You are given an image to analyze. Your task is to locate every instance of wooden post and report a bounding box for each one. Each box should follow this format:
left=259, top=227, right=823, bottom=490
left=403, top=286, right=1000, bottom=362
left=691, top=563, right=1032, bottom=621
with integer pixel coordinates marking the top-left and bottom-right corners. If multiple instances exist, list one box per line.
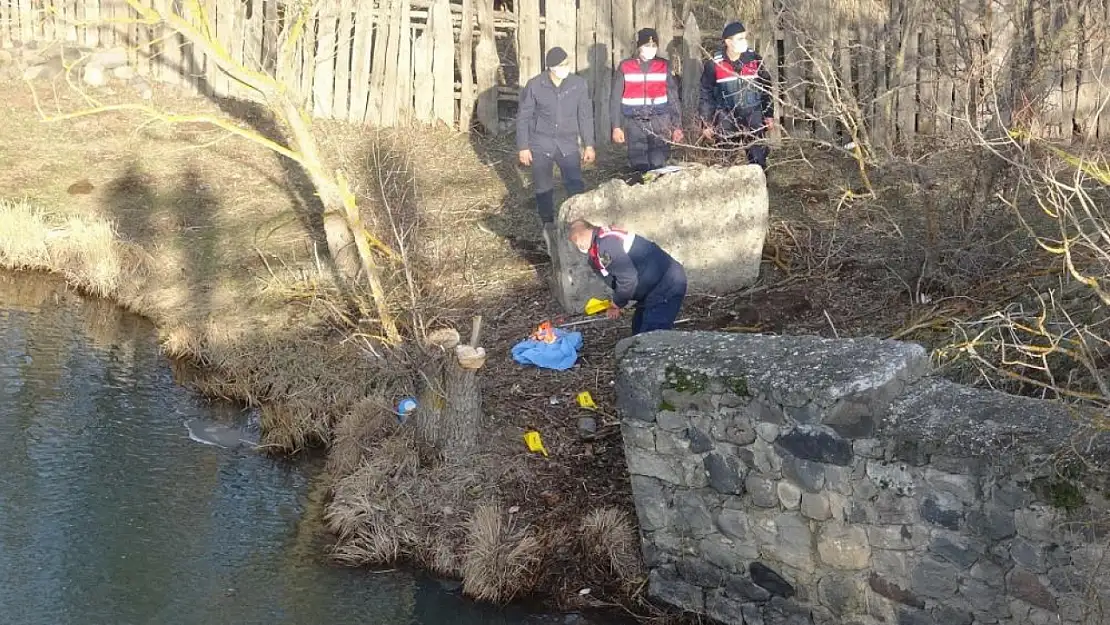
left=1061, top=36, right=1079, bottom=140
left=184, top=0, right=208, bottom=93
left=680, top=12, right=701, bottom=133
left=516, top=0, right=539, bottom=84
left=349, top=0, right=373, bottom=123
left=857, top=22, right=876, bottom=138
left=917, top=29, right=936, bottom=136
left=546, top=0, right=575, bottom=67
left=612, top=0, right=633, bottom=70
left=366, top=0, right=392, bottom=125
left=634, top=0, right=656, bottom=32
left=17, top=0, right=31, bottom=44
left=760, top=0, right=780, bottom=138
left=657, top=0, right=674, bottom=59
left=475, top=0, right=498, bottom=133
left=1075, top=10, right=1100, bottom=140
left=594, top=0, right=613, bottom=144
left=1097, top=23, right=1110, bottom=141
left=262, top=0, right=278, bottom=74
left=86, top=0, right=100, bottom=47
left=458, top=0, right=475, bottom=130
left=782, top=20, right=804, bottom=135
left=413, top=23, right=433, bottom=122
left=415, top=327, right=459, bottom=452
left=226, top=0, right=248, bottom=92
left=895, top=22, right=918, bottom=151
left=0, top=0, right=8, bottom=45
left=395, top=0, right=412, bottom=122
left=934, top=23, right=953, bottom=135
left=136, top=0, right=153, bottom=77
left=576, top=0, right=594, bottom=81
left=431, top=0, right=453, bottom=125
left=314, top=1, right=338, bottom=118
left=333, top=0, right=353, bottom=120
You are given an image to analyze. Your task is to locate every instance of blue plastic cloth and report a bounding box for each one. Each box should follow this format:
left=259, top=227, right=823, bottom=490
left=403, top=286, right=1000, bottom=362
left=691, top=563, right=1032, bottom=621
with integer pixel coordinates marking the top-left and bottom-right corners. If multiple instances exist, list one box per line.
left=511, top=329, right=584, bottom=371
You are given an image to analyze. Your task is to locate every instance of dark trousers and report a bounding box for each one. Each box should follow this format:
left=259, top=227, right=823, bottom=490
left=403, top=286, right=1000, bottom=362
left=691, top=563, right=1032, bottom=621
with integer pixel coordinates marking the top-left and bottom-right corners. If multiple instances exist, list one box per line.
left=631, top=262, right=687, bottom=335
left=715, top=108, right=770, bottom=169
left=625, top=117, right=671, bottom=173
left=531, top=147, right=584, bottom=224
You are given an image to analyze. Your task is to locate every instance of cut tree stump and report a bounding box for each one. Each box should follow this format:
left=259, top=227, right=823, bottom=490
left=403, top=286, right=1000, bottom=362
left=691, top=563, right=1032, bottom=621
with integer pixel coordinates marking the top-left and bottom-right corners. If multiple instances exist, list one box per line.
left=415, top=317, right=486, bottom=462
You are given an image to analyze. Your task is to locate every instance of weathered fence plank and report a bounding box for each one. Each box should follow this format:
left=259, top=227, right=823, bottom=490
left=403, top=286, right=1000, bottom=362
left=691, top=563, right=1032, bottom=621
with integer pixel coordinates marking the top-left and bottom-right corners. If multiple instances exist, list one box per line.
left=895, top=23, right=918, bottom=149
left=0, top=0, right=9, bottom=45
left=458, top=0, right=475, bottom=129
left=349, top=0, right=373, bottom=123
left=413, top=22, right=433, bottom=121
left=474, top=0, right=498, bottom=132
left=516, top=0, right=539, bottom=82
left=17, top=0, right=32, bottom=43
left=1061, top=37, right=1079, bottom=139
left=576, top=0, right=594, bottom=79
left=680, top=12, right=701, bottom=132
left=313, top=3, right=337, bottom=117
left=657, top=0, right=673, bottom=60
left=379, top=0, right=403, bottom=126
left=547, top=0, right=576, bottom=68
left=333, top=0, right=353, bottom=120
left=85, top=0, right=99, bottom=47
left=431, top=0, right=454, bottom=125
left=633, top=0, right=656, bottom=34
left=396, top=0, right=413, bottom=121
left=612, top=0, right=633, bottom=67
left=781, top=23, right=805, bottom=134
left=594, top=0, right=613, bottom=144
left=917, top=30, right=936, bottom=135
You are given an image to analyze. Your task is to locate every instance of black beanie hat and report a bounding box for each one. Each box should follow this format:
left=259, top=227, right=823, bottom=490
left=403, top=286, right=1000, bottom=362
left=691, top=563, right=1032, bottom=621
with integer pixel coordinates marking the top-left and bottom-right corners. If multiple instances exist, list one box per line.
left=545, top=47, right=568, bottom=68
left=636, top=28, right=659, bottom=47
left=722, top=21, right=746, bottom=38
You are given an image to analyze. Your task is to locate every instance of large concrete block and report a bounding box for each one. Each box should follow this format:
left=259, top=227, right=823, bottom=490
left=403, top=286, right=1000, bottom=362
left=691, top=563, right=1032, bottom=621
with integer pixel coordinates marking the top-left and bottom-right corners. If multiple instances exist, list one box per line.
left=551, top=163, right=770, bottom=313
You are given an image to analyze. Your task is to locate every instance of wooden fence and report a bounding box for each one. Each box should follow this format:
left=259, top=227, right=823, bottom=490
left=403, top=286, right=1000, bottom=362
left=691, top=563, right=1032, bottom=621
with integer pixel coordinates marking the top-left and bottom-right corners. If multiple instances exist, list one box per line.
left=2, top=0, right=1108, bottom=147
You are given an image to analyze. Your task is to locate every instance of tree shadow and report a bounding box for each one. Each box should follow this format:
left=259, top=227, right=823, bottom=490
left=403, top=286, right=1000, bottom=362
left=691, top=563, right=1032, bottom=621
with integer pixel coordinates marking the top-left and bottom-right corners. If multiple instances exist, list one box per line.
left=102, top=162, right=157, bottom=248
left=467, top=87, right=551, bottom=275
left=169, top=165, right=218, bottom=323
left=207, top=95, right=357, bottom=307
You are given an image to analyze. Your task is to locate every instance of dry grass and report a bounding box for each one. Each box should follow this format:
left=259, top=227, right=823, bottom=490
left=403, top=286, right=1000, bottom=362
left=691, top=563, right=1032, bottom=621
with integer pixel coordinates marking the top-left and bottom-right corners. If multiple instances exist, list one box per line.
left=461, top=504, right=545, bottom=603
left=579, top=508, right=643, bottom=588
left=0, top=197, right=135, bottom=297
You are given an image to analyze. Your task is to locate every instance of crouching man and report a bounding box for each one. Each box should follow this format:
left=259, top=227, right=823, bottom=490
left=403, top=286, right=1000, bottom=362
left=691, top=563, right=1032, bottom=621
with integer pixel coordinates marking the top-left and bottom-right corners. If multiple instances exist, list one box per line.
left=567, top=219, right=687, bottom=335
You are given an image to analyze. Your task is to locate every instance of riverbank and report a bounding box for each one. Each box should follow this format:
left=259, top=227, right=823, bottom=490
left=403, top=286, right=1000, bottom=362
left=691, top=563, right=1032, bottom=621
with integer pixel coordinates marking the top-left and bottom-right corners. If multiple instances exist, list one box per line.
left=3, top=70, right=1076, bottom=619
left=0, top=77, right=666, bottom=618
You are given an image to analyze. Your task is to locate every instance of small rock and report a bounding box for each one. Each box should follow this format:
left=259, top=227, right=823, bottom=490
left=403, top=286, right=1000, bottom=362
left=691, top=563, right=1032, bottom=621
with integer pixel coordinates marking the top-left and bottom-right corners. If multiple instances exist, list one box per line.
left=112, top=64, right=135, bottom=80
left=777, top=480, right=802, bottom=509
left=577, top=587, right=591, bottom=595
left=22, top=63, right=46, bottom=81
left=577, top=416, right=597, bottom=438
left=83, top=63, right=107, bottom=87
left=508, top=505, right=520, bottom=514
left=0, top=49, right=13, bottom=66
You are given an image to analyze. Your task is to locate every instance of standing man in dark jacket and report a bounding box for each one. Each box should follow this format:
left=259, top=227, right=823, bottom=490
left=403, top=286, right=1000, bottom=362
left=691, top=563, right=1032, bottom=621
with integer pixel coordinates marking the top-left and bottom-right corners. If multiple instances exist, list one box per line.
left=517, top=47, right=596, bottom=255
left=698, top=21, right=775, bottom=169
left=610, top=28, right=683, bottom=178
left=568, top=219, right=687, bottom=335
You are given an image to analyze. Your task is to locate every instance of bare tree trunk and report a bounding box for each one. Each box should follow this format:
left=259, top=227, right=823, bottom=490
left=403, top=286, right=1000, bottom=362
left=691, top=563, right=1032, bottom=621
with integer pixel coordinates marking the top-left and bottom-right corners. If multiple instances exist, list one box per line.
left=414, top=318, right=485, bottom=462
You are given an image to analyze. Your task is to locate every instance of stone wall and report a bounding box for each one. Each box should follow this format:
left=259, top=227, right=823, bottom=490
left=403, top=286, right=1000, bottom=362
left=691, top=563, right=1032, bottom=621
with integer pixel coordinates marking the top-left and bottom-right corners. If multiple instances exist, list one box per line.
left=615, top=331, right=1110, bottom=625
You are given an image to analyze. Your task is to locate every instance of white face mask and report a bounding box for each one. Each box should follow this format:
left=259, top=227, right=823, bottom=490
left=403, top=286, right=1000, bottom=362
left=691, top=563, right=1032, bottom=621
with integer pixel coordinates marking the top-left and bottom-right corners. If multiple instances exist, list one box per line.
left=576, top=242, right=590, bottom=254
left=552, top=66, right=571, bottom=80
left=727, top=36, right=748, bottom=54
left=639, top=46, right=658, bottom=61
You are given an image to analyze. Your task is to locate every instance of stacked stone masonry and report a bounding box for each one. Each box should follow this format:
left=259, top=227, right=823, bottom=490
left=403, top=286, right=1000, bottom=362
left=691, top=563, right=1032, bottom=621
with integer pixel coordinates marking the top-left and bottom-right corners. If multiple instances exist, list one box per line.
left=615, top=332, right=1110, bottom=625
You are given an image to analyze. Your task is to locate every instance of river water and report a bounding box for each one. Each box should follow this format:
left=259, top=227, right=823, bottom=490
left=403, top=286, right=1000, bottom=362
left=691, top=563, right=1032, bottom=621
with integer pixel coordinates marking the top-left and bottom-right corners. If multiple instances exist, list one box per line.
left=0, top=270, right=571, bottom=625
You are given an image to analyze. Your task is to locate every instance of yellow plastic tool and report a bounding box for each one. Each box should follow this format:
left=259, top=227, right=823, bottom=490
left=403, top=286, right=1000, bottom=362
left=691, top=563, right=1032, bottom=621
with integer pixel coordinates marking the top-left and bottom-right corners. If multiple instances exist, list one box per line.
left=524, top=430, right=549, bottom=457
left=584, top=298, right=611, bottom=315
left=576, top=391, right=597, bottom=410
